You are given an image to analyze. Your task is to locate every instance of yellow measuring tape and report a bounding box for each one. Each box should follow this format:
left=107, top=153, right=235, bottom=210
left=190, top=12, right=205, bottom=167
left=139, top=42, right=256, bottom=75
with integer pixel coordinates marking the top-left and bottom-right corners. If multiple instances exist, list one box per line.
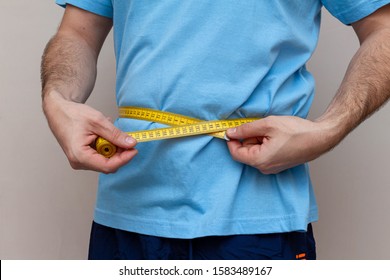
left=95, top=107, right=259, bottom=158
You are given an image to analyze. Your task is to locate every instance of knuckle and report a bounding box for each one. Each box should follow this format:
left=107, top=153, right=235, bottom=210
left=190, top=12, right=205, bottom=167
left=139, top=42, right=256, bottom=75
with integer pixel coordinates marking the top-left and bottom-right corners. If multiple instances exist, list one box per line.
left=92, top=111, right=106, bottom=122
left=89, top=111, right=106, bottom=127
left=232, top=152, right=247, bottom=164
left=101, top=166, right=118, bottom=174
left=68, top=157, right=82, bottom=170
left=110, top=127, right=122, bottom=141
left=232, top=155, right=240, bottom=162
left=262, top=117, right=274, bottom=129
left=255, top=161, right=272, bottom=174
left=239, top=122, right=252, bottom=133
left=100, top=168, right=110, bottom=175
left=258, top=168, right=273, bottom=175
left=66, top=150, right=84, bottom=170
left=257, top=164, right=278, bottom=175
left=230, top=152, right=240, bottom=162
left=257, top=167, right=270, bottom=174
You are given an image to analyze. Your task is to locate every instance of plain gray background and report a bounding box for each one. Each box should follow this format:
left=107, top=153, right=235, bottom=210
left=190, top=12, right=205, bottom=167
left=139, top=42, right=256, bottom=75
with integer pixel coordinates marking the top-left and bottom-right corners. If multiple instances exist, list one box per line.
left=0, top=1, right=389, bottom=260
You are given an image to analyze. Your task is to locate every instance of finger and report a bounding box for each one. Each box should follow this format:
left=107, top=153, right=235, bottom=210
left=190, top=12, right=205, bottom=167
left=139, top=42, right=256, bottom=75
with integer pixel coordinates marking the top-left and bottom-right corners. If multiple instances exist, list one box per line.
left=93, top=116, right=137, bottom=149
left=227, top=139, right=261, bottom=166
left=226, top=119, right=269, bottom=140
left=242, top=137, right=263, bottom=146
left=80, top=145, right=138, bottom=173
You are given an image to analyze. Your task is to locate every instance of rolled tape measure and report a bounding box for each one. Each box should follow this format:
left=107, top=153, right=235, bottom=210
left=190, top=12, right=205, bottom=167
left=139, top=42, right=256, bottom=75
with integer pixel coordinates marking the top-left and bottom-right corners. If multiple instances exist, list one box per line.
left=95, top=107, right=259, bottom=158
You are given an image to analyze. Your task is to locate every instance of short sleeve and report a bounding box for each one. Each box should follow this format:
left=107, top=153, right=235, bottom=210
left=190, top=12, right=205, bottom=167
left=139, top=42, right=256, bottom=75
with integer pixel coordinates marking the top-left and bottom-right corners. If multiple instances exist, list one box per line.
left=56, top=0, right=113, bottom=18
left=322, top=0, right=390, bottom=24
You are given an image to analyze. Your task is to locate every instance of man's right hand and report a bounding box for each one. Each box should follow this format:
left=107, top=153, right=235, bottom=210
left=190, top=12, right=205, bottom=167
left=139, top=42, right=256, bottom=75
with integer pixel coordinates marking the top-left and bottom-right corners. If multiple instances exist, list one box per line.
left=43, top=91, right=138, bottom=174
left=40, top=5, right=132, bottom=173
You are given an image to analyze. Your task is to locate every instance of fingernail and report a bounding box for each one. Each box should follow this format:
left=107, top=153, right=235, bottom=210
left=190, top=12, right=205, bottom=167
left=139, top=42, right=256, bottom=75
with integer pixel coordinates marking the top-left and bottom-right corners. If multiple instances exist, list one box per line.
left=227, top=128, right=237, bottom=134
left=125, top=137, right=136, bottom=145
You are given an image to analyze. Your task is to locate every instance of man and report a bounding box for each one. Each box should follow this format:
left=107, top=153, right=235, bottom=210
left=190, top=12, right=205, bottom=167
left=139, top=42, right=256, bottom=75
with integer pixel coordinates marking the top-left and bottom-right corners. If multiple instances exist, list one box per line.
left=41, top=1, right=390, bottom=259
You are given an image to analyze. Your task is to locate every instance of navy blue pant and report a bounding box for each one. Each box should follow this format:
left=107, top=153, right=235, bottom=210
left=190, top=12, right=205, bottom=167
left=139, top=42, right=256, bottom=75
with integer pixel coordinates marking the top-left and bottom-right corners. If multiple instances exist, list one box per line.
left=88, top=221, right=316, bottom=260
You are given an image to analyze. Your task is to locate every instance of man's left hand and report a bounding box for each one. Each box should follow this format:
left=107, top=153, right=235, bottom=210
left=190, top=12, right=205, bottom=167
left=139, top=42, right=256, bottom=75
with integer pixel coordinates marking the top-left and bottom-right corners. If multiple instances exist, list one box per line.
left=226, top=116, right=337, bottom=174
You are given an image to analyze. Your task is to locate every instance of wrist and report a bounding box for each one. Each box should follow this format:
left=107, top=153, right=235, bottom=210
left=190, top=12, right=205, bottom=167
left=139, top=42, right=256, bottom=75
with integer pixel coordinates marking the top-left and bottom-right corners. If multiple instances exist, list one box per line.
left=313, top=114, right=350, bottom=151
left=42, top=90, right=69, bottom=117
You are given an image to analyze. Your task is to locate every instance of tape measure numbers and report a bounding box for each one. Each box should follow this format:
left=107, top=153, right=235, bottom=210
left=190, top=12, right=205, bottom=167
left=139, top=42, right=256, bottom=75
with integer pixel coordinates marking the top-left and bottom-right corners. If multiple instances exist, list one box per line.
left=95, top=107, right=259, bottom=158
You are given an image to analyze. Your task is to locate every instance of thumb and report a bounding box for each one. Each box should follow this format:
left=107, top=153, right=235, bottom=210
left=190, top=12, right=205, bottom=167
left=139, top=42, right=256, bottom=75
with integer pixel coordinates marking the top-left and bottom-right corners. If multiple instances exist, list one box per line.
left=95, top=117, right=137, bottom=149
left=226, top=119, right=269, bottom=140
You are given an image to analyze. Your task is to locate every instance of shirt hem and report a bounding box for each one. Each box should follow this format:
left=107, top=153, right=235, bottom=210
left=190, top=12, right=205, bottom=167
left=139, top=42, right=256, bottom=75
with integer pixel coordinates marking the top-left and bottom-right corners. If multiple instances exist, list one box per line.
left=94, top=208, right=319, bottom=239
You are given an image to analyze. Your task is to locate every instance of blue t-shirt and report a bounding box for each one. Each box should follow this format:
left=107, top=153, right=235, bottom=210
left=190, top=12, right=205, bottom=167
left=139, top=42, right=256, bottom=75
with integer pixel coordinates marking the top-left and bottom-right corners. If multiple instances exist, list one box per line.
left=56, top=0, right=389, bottom=238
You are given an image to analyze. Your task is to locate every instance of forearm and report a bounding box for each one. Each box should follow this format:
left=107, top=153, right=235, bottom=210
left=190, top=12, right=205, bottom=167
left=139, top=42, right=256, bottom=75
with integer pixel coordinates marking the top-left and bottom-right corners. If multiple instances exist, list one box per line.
left=226, top=7, right=390, bottom=174
left=316, top=27, right=390, bottom=146
left=41, top=30, right=98, bottom=105
left=39, top=5, right=137, bottom=173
